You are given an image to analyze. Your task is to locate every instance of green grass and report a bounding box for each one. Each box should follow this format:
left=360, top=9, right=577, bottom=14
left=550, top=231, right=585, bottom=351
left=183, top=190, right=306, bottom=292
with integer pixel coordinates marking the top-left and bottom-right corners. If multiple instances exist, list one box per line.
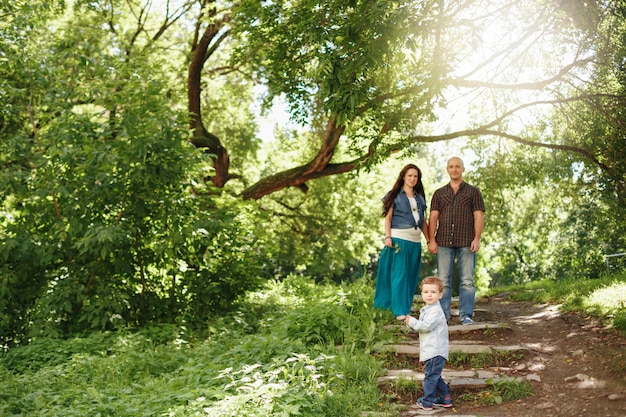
left=0, top=276, right=400, bottom=417
left=2, top=272, right=625, bottom=416
left=391, top=377, right=421, bottom=396
left=484, top=272, right=626, bottom=332
left=458, top=378, right=532, bottom=406
left=448, top=350, right=525, bottom=369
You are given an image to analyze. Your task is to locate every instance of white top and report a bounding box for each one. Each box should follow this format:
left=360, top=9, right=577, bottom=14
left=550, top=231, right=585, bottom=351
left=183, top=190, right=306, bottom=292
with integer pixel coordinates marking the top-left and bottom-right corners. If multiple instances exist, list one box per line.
left=391, top=227, right=422, bottom=243
left=406, top=303, right=449, bottom=361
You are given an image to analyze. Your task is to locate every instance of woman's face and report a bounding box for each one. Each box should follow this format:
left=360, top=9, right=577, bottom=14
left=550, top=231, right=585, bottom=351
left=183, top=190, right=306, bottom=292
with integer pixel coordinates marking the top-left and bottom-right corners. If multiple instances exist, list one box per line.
left=404, top=168, right=419, bottom=188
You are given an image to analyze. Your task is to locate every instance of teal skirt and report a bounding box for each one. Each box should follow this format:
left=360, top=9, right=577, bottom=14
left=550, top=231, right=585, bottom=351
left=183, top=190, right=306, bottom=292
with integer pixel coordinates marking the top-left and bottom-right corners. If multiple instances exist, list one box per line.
left=374, top=238, right=422, bottom=317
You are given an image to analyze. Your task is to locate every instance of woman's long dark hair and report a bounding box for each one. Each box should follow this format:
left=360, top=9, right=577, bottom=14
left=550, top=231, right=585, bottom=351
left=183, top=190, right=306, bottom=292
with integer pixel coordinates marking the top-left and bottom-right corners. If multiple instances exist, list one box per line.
left=382, top=164, right=425, bottom=216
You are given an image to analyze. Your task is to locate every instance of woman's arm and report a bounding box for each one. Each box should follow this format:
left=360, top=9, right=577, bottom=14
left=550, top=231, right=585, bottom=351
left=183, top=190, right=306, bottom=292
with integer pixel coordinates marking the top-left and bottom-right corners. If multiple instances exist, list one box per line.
left=384, top=207, right=394, bottom=247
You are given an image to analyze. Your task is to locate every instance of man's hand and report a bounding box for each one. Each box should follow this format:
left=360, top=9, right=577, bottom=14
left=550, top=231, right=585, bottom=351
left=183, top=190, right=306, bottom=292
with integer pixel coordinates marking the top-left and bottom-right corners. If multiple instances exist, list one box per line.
left=428, top=241, right=438, bottom=254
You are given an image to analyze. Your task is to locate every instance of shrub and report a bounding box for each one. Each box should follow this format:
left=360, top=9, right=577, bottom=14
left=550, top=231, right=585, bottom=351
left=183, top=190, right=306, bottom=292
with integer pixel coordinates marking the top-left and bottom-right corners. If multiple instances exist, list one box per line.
left=613, top=309, right=626, bottom=333
left=482, top=378, right=533, bottom=404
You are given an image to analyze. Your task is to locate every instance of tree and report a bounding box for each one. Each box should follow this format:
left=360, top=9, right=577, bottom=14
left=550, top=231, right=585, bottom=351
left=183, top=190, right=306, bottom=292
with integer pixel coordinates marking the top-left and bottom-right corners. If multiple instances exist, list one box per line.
left=467, top=143, right=607, bottom=284
left=2, top=0, right=626, bottom=342
left=466, top=1, right=626, bottom=284
left=219, top=0, right=621, bottom=199
left=0, top=0, right=268, bottom=341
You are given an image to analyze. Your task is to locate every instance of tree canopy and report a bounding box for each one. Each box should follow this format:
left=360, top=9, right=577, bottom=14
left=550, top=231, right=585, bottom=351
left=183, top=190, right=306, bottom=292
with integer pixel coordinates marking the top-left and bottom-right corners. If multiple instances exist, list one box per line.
left=1, top=0, right=626, bottom=344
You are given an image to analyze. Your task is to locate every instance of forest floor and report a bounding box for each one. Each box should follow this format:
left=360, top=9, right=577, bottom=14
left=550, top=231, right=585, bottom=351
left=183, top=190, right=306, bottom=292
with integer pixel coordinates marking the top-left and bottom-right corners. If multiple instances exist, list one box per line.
left=392, top=294, right=626, bottom=417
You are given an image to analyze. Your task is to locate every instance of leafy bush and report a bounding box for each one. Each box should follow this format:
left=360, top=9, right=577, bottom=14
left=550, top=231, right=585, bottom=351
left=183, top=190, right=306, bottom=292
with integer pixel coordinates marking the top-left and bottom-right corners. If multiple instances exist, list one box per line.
left=2, top=331, right=117, bottom=372
left=0, top=277, right=397, bottom=417
left=613, top=309, right=626, bottom=333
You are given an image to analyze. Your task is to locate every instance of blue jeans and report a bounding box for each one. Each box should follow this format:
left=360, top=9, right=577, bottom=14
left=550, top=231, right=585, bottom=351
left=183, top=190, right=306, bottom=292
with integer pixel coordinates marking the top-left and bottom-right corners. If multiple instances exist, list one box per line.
left=419, top=355, right=450, bottom=407
left=437, top=246, right=476, bottom=321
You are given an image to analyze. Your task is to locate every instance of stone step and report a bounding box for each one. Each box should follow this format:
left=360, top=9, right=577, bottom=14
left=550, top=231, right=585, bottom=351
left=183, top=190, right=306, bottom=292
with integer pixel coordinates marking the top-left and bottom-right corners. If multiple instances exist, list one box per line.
left=409, top=307, right=491, bottom=317
left=362, top=412, right=493, bottom=417
left=377, top=368, right=507, bottom=390
left=448, top=307, right=490, bottom=316
left=385, top=321, right=511, bottom=333
left=450, top=340, right=486, bottom=345
left=413, top=296, right=490, bottom=305
left=447, top=321, right=511, bottom=333
left=380, top=341, right=527, bottom=357
left=402, top=407, right=497, bottom=416
left=382, top=368, right=502, bottom=380
left=364, top=410, right=497, bottom=417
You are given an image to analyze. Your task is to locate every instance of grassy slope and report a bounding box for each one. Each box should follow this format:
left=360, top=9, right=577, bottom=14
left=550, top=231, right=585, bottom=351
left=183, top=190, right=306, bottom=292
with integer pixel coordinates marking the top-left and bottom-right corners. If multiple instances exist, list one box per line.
left=483, top=272, right=626, bottom=333
left=1, top=273, right=625, bottom=417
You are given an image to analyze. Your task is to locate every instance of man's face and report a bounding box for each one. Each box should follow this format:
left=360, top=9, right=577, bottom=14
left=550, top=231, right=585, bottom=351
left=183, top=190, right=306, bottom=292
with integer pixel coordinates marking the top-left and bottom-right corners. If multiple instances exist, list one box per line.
left=446, top=158, right=465, bottom=180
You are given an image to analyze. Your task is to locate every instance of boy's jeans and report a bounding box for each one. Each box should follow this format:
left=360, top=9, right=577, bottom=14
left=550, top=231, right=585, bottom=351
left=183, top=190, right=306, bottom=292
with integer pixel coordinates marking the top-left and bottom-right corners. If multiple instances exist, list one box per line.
left=437, top=246, right=476, bottom=321
left=419, top=355, right=450, bottom=407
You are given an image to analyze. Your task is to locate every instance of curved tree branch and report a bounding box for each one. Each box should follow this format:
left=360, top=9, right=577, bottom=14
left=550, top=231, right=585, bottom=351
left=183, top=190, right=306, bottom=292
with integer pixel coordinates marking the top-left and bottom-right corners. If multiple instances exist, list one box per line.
left=241, top=160, right=358, bottom=200
left=188, top=11, right=233, bottom=187
left=406, top=126, right=606, bottom=171
left=241, top=118, right=348, bottom=200
left=445, top=57, right=594, bottom=90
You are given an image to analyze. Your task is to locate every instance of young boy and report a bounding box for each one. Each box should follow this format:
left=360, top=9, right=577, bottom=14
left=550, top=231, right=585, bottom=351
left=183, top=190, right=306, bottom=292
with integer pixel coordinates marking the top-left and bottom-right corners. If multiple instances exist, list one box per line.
left=405, top=276, right=452, bottom=410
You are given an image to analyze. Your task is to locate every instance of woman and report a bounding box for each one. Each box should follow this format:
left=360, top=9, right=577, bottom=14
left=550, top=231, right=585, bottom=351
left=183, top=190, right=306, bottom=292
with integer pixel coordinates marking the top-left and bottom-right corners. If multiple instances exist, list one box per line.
left=374, top=163, right=430, bottom=321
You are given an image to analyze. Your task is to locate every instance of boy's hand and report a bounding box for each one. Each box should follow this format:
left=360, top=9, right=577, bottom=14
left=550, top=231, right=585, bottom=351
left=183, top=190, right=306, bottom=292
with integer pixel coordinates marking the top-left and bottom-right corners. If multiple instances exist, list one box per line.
left=405, top=316, right=420, bottom=330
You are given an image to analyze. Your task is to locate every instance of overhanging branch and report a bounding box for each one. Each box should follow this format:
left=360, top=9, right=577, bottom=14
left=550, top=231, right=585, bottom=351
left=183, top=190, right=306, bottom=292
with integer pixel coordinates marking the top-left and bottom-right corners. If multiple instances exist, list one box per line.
left=445, top=58, right=594, bottom=90
left=240, top=160, right=358, bottom=200
left=406, top=127, right=607, bottom=172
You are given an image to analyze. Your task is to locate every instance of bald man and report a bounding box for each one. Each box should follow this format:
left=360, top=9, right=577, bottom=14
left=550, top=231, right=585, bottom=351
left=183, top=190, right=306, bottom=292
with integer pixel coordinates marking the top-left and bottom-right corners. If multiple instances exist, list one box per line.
left=428, top=157, right=485, bottom=325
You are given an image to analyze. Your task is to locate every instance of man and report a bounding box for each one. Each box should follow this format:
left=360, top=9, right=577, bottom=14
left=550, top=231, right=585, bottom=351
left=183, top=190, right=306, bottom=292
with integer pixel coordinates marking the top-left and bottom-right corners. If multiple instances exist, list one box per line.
left=428, top=157, right=485, bottom=325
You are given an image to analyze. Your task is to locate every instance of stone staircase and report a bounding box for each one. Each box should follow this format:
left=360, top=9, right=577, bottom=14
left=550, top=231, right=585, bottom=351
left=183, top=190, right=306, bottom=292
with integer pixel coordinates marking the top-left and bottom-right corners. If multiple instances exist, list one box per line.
left=375, top=298, right=533, bottom=416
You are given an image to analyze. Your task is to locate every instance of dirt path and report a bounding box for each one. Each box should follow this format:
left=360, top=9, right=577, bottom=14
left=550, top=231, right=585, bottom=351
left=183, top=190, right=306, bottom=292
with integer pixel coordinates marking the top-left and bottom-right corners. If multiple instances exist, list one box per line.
left=442, top=294, right=626, bottom=417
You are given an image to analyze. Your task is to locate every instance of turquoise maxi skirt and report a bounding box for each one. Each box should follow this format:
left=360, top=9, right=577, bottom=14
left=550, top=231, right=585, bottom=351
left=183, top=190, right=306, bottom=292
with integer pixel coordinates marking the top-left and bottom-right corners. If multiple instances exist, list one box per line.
left=374, top=238, right=422, bottom=317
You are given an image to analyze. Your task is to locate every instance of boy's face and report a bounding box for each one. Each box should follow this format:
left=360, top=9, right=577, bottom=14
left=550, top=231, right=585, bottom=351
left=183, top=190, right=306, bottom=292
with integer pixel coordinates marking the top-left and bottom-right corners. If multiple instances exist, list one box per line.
left=421, top=283, right=443, bottom=306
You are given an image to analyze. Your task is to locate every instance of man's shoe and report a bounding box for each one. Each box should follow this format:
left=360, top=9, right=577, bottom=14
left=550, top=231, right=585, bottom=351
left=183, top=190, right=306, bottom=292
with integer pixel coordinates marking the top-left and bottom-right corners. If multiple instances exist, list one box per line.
left=433, top=395, right=452, bottom=408
left=461, top=317, right=474, bottom=325
left=416, top=399, right=433, bottom=411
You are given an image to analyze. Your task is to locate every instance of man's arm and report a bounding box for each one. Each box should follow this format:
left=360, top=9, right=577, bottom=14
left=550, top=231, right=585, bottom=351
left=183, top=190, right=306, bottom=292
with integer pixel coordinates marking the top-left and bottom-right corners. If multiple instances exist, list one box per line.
left=428, top=210, right=439, bottom=254
left=470, top=210, right=484, bottom=252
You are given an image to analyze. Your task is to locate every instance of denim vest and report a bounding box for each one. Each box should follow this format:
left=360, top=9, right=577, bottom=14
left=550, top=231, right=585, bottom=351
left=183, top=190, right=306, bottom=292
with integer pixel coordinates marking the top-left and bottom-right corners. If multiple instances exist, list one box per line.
left=388, top=190, right=426, bottom=230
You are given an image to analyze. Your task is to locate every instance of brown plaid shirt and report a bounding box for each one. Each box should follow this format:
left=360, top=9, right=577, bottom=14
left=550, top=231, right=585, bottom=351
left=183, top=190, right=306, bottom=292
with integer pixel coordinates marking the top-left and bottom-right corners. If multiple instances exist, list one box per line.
left=431, top=182, right=485, bottom=248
